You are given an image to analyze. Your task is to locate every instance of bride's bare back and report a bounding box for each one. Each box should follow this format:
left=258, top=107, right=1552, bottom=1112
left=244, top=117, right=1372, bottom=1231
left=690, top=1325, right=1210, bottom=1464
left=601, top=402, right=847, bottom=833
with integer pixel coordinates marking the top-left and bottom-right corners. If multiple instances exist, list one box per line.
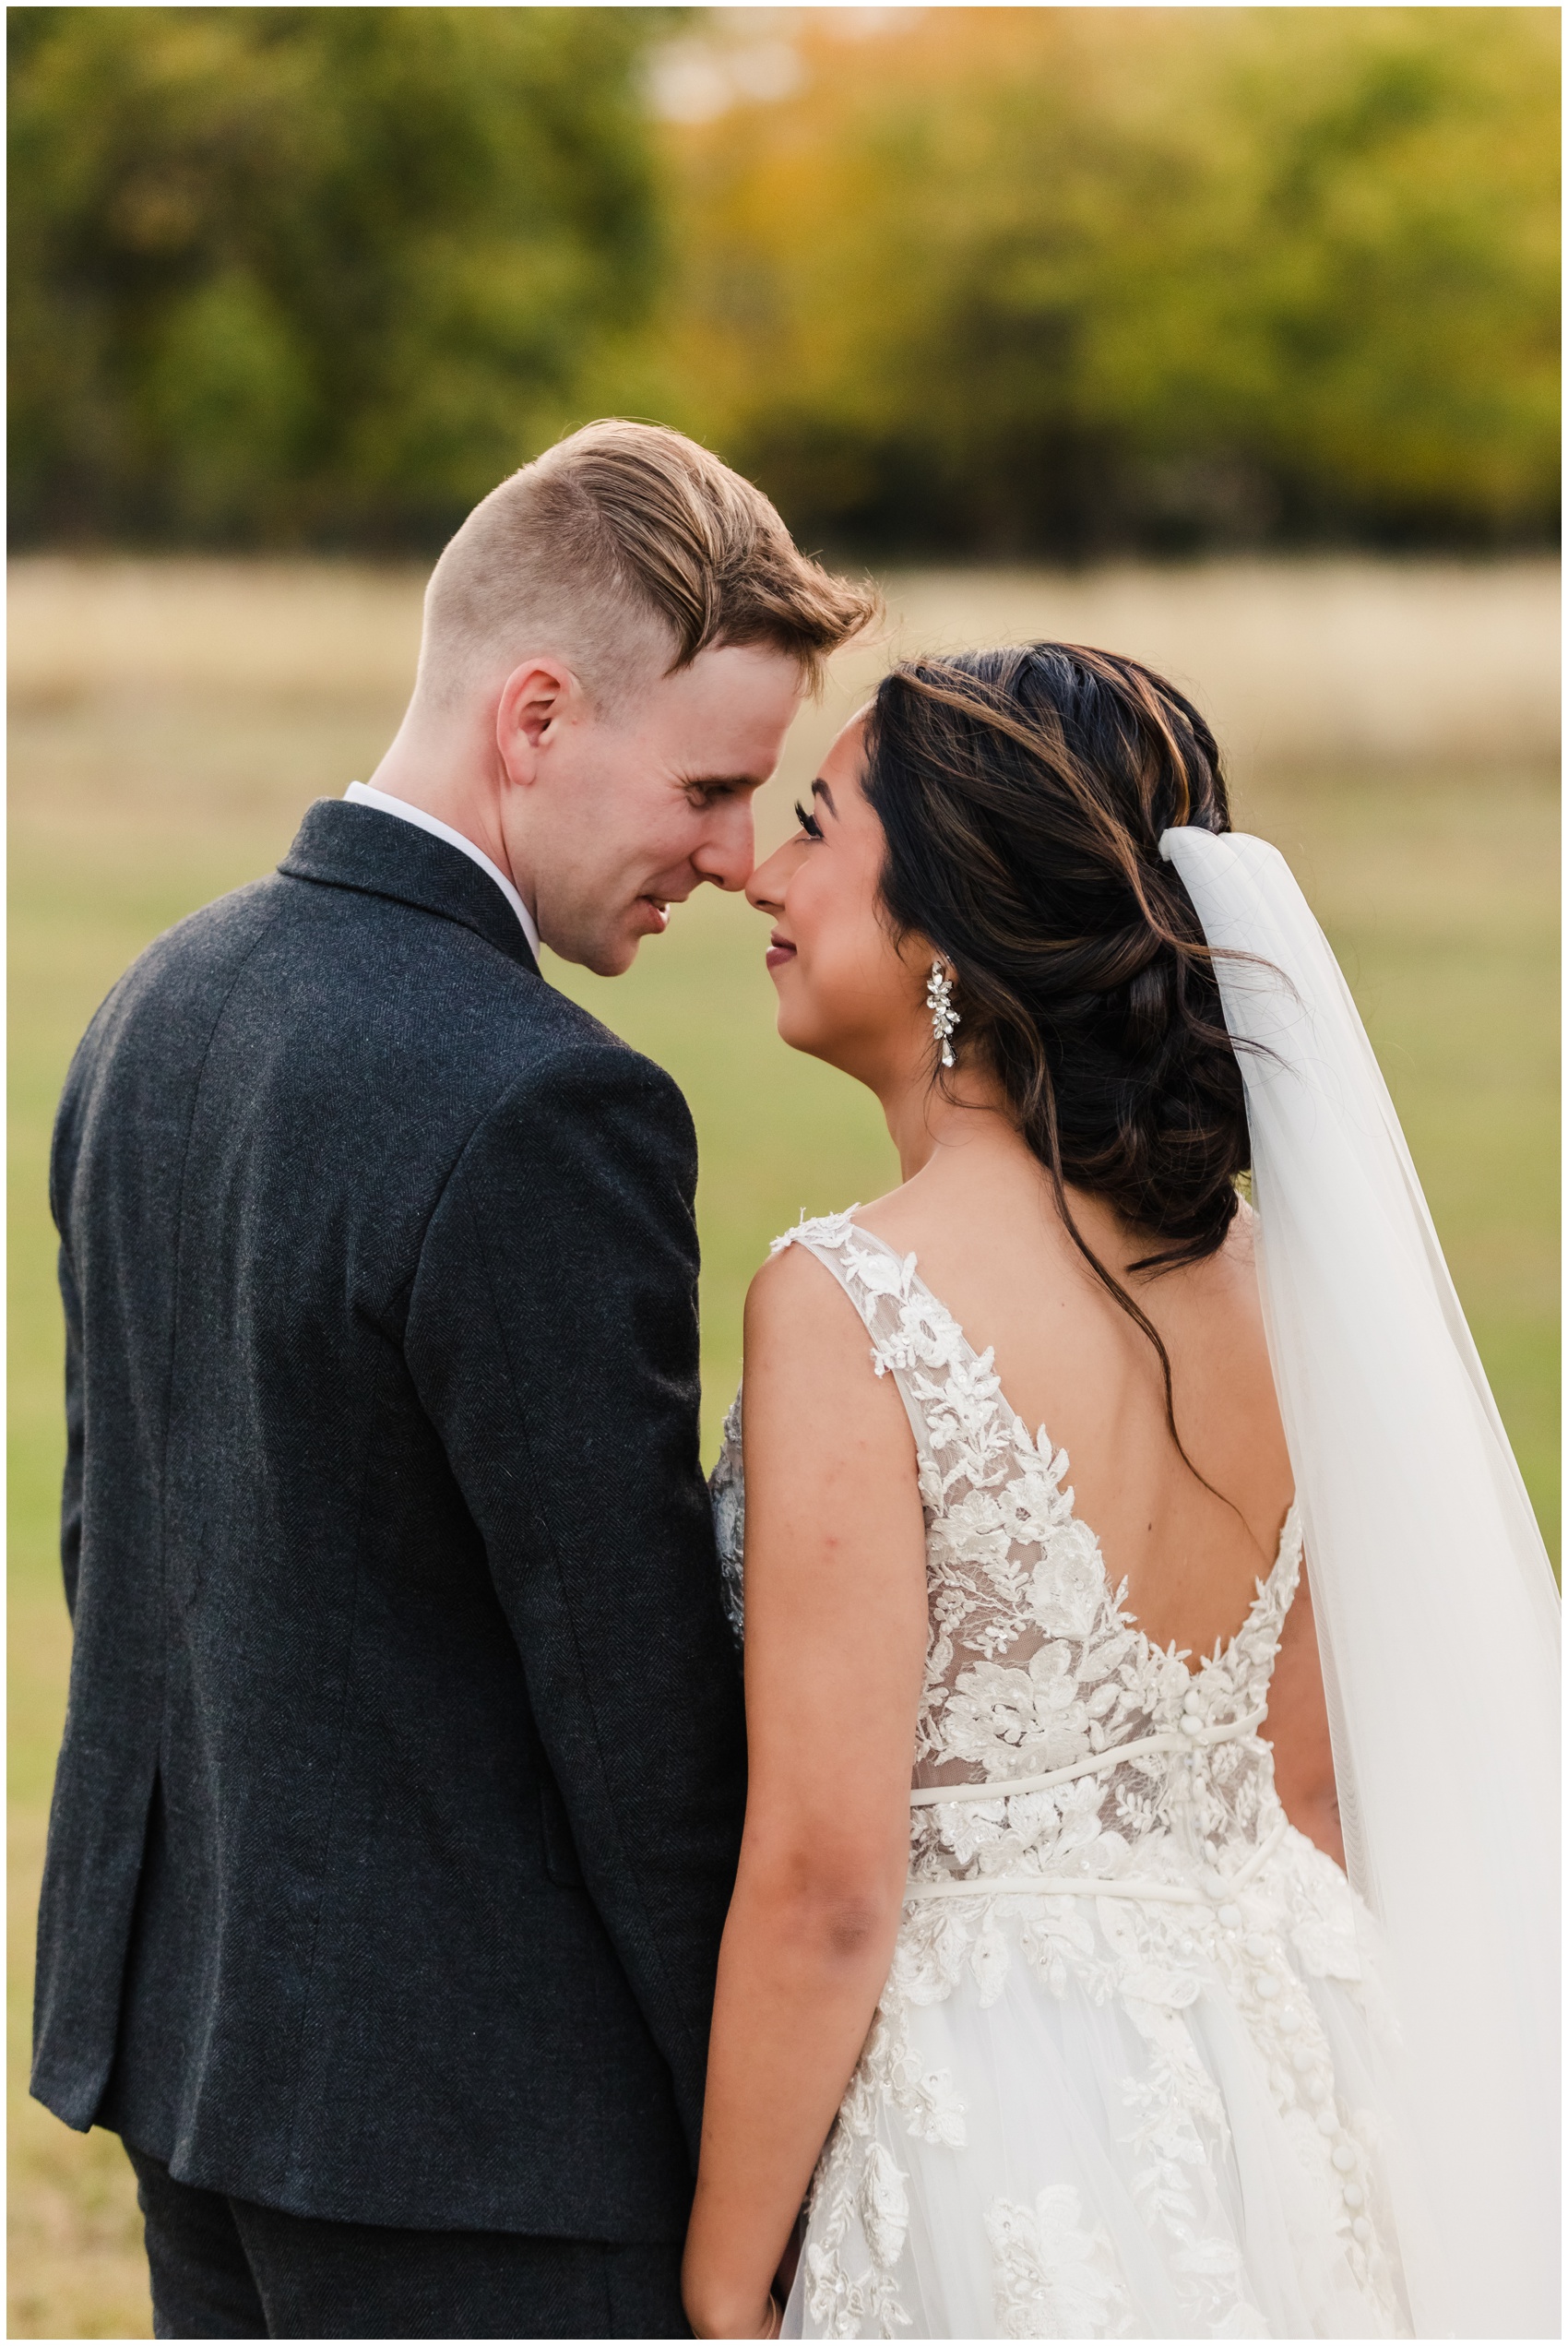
left=858, top=1117, right=1336, bottom=1862
left=857, top=1130, right=1293, bottom=1667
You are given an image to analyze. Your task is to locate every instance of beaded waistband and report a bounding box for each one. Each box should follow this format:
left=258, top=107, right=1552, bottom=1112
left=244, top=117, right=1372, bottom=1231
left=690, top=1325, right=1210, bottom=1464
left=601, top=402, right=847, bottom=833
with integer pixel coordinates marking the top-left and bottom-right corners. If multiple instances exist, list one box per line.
left=908, top=1705, right=1267, bottom=1809
left=902, top=1813, right=1289, bottom=1910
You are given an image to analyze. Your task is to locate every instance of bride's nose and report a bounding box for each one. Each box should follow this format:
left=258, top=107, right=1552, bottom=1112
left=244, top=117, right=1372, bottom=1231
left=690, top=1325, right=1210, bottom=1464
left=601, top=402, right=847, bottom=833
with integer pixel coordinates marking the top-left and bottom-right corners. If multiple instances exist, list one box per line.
left=745, top=845, right=789, bottom=915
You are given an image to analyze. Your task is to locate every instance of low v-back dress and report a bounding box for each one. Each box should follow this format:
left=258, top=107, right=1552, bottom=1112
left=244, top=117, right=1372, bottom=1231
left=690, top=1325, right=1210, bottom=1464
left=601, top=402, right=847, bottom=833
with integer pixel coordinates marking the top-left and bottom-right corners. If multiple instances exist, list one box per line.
left=711, top=1213, right=1410, bottom=2341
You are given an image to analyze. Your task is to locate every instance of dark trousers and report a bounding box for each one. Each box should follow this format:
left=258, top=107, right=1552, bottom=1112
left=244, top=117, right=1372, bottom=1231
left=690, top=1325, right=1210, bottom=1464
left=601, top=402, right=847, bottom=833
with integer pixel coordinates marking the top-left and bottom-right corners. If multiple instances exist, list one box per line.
left=124, top=2146, right=690, bottom=2340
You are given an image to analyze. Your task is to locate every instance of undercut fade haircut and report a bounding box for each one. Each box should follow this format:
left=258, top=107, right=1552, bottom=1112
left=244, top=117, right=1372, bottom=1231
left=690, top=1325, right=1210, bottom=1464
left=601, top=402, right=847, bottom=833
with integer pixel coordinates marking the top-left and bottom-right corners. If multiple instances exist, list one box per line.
left=417, top=420, right=881, bottom=711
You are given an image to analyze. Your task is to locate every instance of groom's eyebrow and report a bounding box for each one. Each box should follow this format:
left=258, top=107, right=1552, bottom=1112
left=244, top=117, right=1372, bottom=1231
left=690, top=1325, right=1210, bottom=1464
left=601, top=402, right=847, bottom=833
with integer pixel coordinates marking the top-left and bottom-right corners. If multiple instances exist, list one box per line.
left=812, top=780, right=839, bottom=818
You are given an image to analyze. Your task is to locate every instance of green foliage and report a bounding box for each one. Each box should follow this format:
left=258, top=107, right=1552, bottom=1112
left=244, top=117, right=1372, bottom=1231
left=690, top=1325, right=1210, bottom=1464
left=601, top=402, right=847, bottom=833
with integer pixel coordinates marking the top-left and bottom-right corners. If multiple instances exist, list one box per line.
left=7, top=6, right=1559, bottom=554
left=658, top=8, right=1561, bottom=554
left=8, top=6, right=669, bottom=544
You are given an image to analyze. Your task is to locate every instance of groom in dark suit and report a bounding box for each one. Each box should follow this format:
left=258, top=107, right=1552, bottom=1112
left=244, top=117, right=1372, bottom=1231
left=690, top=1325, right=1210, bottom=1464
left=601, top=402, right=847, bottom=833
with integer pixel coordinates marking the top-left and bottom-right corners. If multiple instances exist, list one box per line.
left=32, top=423, right=875, bottom=2339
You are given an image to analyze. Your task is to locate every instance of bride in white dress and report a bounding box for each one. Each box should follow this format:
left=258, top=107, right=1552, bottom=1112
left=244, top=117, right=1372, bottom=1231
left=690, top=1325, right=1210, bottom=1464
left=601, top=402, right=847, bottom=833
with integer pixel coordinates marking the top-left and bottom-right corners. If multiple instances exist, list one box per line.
left=682, top=646, right=1559, bottom=2341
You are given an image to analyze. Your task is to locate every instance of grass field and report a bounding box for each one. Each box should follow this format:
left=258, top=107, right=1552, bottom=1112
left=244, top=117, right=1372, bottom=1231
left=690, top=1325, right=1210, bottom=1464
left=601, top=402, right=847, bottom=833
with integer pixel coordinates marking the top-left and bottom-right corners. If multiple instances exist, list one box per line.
left=8, top=557, right=1559, bottom=2337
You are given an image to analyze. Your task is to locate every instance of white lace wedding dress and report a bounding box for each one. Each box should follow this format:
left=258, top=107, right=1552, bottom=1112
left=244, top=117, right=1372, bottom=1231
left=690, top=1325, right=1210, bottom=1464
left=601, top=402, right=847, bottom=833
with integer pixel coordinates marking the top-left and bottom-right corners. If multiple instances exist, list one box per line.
left=711, top=1210, right=1410, bottom=2341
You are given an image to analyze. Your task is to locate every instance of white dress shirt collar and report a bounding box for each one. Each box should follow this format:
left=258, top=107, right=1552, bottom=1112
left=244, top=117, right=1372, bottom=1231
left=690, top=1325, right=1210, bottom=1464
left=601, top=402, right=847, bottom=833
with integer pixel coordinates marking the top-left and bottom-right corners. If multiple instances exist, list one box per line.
left=344, top=781, right=540, bottom=961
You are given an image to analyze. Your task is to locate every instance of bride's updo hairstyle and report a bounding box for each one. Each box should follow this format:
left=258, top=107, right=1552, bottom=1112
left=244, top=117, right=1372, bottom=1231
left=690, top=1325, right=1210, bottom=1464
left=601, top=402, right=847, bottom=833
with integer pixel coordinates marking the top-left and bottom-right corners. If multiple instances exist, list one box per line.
left=863, top=642, right=1249, bottom=1439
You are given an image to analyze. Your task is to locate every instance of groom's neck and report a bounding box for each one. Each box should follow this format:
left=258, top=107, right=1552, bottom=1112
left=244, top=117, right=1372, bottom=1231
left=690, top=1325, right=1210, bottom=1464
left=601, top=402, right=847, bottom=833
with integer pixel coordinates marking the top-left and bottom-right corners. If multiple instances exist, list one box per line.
left=365, top=704, right=523, bottom=896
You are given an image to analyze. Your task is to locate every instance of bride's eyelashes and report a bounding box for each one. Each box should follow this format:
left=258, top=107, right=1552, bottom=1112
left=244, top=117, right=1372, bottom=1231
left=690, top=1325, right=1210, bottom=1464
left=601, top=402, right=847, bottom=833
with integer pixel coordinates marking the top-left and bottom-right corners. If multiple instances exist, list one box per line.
left=793, top=799, right=824, bottom=841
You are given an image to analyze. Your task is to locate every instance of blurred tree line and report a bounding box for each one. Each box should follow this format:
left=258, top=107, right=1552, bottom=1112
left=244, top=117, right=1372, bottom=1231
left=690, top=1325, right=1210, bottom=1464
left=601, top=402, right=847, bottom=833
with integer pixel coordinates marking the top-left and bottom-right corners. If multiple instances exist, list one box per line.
left=658, top=8, right=1561, bottom=554
left=8, top=6, right=663, bottom=544
left=9, top=6, right=1559, bottom=556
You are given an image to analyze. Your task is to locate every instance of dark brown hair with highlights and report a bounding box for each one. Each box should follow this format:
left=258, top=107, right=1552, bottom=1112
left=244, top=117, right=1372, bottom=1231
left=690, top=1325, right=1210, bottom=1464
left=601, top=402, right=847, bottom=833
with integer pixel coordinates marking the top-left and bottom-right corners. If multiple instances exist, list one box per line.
left=862, top=641, right=1249, bottom=1456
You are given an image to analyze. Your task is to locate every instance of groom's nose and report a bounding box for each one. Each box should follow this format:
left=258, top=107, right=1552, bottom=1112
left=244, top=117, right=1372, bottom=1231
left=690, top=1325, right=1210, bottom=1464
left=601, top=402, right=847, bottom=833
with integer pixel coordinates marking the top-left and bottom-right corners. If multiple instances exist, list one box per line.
left=692, top=795, right=757, bottom=892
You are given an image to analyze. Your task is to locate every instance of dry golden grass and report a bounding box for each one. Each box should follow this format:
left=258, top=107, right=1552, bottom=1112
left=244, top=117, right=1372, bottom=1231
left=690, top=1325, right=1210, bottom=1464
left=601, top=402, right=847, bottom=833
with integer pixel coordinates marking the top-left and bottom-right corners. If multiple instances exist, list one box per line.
left=9, top=552, right=1560, bottom=774
left=8, top=555, right=1558, bottom=2337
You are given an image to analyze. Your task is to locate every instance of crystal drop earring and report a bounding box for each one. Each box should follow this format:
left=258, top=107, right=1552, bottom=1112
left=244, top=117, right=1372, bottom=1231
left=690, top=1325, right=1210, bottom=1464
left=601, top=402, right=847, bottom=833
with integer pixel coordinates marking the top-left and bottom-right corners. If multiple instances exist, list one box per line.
left=926, top=959, right=960, bottom=1068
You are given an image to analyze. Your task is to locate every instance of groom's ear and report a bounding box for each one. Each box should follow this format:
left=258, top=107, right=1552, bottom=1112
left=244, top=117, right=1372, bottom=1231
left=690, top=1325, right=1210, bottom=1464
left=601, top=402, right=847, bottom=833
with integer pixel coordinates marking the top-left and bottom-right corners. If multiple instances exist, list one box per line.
left=495, top=657, right=582, bottom=785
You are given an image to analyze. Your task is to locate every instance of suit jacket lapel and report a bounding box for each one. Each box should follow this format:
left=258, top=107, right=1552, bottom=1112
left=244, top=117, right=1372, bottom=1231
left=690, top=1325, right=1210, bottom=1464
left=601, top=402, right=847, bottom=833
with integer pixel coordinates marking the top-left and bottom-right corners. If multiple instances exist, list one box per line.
left=279, top=799, right=540, bottom=976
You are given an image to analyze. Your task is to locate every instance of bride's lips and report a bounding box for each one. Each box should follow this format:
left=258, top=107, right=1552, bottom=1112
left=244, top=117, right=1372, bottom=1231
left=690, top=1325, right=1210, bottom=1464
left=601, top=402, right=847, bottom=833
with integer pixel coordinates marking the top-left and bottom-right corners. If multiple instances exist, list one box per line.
left=766, top=931, right=797, bottom=974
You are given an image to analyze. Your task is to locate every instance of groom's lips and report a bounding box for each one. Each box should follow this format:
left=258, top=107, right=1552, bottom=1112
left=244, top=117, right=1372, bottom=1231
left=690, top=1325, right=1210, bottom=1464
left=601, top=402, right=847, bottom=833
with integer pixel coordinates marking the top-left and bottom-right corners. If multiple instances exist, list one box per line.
left=639, top=898, right=670, bottom=934
left=766, top=931, right=796, bottom=973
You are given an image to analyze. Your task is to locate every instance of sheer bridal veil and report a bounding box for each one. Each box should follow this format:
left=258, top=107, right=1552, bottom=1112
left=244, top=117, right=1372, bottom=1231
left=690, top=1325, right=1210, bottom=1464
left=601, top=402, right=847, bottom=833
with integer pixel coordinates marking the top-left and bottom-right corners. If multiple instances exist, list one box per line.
left=1159, top=827, right=1560, bottom=2339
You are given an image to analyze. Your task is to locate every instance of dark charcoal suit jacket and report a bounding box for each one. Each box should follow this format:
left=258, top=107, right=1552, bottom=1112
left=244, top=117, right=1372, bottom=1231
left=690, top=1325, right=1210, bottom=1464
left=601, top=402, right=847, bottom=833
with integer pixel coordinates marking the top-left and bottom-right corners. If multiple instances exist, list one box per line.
left=31, top=798, right=748, bottom=2241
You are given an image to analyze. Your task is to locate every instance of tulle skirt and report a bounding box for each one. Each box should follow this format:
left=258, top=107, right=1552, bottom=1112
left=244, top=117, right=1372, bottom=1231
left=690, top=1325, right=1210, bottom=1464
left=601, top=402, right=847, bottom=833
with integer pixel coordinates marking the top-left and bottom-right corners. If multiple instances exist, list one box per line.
left=784, top=1828, right=1408, bottom=2340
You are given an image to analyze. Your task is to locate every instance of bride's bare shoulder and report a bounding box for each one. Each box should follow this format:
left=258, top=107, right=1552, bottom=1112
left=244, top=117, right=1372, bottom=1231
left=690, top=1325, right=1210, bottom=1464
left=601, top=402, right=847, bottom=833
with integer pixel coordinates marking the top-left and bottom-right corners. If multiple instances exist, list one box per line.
left=848, top=1162, right=1084, bottom=1304
left=745, top=1177, right=912, bottom=1328
left=742, top=1227, right=863, bottom=1356
left=843, top=1179, right=941, bottom=1258
left=742, top=1234, right=914, bottom=1462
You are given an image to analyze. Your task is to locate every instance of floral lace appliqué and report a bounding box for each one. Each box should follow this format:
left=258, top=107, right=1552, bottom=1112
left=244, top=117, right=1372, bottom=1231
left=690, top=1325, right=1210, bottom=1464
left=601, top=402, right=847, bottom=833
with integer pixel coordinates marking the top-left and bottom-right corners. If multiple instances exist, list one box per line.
left=986, top=2185, right=1134, bottom=2340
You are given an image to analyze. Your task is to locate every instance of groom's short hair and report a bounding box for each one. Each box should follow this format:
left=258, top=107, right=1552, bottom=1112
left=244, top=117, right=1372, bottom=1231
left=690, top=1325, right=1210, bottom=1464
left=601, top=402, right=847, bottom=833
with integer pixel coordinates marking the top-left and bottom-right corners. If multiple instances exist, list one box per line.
left=417, top=421, right=879, bottom=711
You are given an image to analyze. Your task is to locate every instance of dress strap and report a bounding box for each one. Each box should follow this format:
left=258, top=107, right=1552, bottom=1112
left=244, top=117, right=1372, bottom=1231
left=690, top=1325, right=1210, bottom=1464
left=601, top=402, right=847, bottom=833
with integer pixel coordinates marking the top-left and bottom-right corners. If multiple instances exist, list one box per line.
left=771, top=1212, right=938, bottom=1461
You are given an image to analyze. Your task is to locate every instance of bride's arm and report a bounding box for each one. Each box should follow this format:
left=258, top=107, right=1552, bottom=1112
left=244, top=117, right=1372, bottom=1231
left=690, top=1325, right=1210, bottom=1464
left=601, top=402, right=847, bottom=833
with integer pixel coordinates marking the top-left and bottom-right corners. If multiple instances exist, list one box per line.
left=683, top=1245, right=929, bottom=2340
